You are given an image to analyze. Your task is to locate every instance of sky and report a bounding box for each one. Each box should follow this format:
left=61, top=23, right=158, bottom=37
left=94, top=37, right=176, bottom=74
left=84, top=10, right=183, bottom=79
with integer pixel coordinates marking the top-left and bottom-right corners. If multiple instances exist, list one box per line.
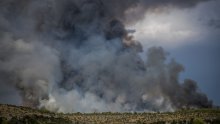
left=129, top=0, right=220, bottom=105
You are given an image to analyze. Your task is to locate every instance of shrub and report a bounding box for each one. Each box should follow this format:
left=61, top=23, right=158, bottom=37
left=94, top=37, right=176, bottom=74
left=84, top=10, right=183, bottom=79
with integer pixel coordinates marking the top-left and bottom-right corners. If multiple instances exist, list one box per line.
left=0, top=117, right=8, bottom=124
left=192, top=118, right=205, bottom=124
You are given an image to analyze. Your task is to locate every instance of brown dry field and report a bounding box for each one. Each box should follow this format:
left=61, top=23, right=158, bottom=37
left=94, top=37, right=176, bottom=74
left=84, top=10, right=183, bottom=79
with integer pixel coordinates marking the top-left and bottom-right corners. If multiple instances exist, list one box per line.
left=1, top=104, right=220, bottom=124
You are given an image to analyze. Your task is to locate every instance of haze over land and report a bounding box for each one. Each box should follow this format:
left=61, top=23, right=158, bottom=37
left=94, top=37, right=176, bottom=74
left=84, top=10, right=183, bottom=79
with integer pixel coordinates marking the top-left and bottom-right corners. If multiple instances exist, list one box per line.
left=0, top=0, right=219, bottom=113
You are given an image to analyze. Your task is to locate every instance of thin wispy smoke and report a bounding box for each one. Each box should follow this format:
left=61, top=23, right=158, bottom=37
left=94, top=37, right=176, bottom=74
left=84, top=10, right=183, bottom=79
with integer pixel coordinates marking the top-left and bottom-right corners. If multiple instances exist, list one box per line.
left=0, top=0, right=212, bottom=112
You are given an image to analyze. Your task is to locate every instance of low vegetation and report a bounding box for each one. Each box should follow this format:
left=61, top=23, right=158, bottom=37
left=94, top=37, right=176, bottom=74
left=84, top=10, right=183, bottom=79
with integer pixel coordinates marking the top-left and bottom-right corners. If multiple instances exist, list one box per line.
left=0, top=104, right=220, bottom=124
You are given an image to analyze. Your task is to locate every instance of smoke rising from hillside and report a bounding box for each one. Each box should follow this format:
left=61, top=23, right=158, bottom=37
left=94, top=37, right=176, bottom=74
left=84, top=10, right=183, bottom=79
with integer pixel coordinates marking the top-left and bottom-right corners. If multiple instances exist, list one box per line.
left=0, top=0, right=212, bottom=112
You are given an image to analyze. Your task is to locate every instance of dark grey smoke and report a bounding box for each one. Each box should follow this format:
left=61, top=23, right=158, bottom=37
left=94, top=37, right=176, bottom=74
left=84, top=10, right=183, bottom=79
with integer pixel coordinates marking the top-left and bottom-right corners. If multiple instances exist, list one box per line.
left=0, top=0, right=212, bottom=112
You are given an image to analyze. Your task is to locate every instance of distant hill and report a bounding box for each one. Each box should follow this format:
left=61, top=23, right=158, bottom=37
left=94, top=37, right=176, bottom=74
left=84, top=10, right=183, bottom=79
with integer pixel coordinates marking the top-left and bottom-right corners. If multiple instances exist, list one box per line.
left=0, top=104, right=220, bottom=124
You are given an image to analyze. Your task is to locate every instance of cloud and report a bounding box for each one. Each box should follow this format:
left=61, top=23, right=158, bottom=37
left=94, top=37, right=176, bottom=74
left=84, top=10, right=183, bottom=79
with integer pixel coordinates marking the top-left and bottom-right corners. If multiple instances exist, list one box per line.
left=128, top=0, right=220, bottom=49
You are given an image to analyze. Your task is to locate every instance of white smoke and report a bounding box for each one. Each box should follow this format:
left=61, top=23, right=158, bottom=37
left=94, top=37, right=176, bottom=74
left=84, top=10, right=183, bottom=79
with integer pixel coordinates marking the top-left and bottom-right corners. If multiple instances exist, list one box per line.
left=0, top=0, right=212, bottom=113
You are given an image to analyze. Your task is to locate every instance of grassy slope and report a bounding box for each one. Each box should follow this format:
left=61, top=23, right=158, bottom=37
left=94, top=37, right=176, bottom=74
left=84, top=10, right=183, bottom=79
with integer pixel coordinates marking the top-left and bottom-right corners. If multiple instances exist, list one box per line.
left=0, top=104, right=220, bottom=124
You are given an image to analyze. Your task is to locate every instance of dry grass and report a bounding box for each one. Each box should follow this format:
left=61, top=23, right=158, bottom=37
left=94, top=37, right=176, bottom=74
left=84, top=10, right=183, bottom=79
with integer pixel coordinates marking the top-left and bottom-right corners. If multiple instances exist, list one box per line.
left=1, top=104, right=220, bottom=124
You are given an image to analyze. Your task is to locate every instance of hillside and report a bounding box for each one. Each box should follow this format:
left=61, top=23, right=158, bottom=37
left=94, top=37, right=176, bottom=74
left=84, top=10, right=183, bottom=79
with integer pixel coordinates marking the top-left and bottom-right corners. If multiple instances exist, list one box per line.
left=0, top=104, right=220, bottom=124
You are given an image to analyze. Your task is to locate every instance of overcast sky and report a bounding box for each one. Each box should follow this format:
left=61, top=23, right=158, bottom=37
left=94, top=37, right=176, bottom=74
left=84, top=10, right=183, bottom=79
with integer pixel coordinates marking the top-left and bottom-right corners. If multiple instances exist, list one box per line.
left=129, top=0, right=220, bottom=105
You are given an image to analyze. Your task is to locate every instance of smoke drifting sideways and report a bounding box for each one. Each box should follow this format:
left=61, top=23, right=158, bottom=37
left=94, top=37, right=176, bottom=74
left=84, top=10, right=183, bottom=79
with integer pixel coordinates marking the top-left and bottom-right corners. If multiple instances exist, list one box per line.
left=0, top=0, right=212, bottom=113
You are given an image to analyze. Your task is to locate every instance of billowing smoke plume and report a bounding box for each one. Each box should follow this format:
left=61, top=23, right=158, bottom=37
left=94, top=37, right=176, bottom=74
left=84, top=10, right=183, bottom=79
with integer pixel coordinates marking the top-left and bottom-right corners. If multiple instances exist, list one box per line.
left=0, top=0, right=212, bottom=112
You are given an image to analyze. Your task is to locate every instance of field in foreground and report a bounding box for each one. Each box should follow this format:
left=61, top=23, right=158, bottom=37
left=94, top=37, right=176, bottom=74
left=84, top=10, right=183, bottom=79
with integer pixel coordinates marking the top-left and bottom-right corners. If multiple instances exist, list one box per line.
left=0, top=104, right=220, bottom=124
